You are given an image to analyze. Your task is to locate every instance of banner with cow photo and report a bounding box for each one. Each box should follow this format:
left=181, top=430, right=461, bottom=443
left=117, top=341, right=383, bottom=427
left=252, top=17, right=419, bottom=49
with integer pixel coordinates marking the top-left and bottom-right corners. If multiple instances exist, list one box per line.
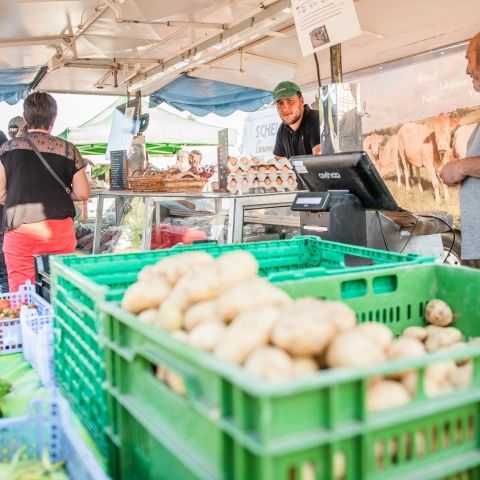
left=357, top=43, right=479, bottom=221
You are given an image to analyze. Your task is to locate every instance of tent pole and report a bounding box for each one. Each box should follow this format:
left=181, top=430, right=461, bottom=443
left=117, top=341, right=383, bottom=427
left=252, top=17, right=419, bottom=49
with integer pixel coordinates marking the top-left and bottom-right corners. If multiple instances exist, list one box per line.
left=330, top=44, right=343, bottom=83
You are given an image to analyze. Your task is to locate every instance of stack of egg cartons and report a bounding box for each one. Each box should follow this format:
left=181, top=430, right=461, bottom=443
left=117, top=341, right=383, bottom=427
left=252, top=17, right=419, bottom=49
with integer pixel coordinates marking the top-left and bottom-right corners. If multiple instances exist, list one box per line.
left=226, top=156, right=298, bottom=194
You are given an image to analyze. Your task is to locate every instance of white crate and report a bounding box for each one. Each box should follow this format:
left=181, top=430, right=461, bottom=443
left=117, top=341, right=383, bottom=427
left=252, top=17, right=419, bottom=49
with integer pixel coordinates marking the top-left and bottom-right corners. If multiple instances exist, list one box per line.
left=13, top=282, right=55, bottom=385
left=0, top=282, right=49, bottom=354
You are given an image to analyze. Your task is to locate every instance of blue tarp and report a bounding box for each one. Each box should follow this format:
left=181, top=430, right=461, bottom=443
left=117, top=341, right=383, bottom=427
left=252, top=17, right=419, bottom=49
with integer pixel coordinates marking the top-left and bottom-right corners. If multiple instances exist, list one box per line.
left=0, top=67, right=39, bottom=104
left=149, top=74, right=272, bottom=116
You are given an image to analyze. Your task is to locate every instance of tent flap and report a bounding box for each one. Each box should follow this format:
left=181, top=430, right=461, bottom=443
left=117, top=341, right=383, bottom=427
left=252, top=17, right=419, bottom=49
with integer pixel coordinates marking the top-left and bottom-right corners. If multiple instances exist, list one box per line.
left=149, top=74, right=272, bottom=116
left=0, top=67, right=40, bottom=104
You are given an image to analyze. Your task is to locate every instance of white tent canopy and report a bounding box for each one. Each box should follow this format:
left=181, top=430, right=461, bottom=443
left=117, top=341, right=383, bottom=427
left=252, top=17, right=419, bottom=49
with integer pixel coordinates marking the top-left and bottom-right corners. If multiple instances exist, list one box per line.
left=61, top=99, right=221, bottom=146
left=1, top=0, right=479, bottom=97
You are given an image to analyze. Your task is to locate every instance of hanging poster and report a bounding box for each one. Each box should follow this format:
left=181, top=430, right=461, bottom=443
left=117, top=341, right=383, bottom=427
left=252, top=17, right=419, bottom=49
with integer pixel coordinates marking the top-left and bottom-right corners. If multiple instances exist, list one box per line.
left=291, top=0, right=361, bottom=57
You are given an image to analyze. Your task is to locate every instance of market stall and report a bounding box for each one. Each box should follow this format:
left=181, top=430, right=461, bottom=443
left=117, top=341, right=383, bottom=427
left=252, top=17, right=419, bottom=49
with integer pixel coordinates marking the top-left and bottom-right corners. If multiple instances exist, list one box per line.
left=1, top=1, right=480, bottom=479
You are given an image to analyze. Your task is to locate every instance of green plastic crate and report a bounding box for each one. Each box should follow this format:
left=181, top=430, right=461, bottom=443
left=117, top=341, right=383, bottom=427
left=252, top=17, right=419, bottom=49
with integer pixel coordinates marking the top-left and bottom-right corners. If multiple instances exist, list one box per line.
left=49, top=236, right=430, bottom=467
left=100, top=264, right=480, bottom=480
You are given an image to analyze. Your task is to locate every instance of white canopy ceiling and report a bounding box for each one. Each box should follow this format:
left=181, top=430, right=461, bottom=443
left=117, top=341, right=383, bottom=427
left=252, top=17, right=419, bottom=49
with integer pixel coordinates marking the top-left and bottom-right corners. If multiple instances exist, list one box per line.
left=1, top=0, right=480, bottom=96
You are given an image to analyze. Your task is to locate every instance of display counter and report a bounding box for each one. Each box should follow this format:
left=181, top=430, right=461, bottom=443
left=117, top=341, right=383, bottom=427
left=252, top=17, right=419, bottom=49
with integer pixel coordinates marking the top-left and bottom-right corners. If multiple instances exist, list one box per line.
left=77, top=190, right=301, bottom=254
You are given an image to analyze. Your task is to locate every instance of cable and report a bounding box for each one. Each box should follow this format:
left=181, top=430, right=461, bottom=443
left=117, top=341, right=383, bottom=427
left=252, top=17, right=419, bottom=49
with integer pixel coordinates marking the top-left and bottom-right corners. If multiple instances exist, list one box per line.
left=375, top=210, right=390, bottom=250
left=413, top=213, right=456, bottom=264
left=313, top=52, right=322, bottom=88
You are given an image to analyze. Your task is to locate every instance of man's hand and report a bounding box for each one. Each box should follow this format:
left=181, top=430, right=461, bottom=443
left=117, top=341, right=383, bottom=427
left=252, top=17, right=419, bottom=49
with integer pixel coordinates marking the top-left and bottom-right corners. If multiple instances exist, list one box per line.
left=312, top=144, right=321, bottom=155
left=440, top=159, right=466, bottom=186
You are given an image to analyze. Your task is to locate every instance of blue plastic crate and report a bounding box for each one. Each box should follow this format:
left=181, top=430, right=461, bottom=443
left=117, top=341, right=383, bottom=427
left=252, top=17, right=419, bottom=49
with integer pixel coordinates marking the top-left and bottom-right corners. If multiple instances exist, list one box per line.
left=0, top=396, right=109, bottom=480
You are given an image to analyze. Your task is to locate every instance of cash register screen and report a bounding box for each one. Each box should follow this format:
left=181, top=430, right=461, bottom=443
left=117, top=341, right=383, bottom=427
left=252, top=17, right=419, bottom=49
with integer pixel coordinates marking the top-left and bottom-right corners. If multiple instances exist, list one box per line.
left=291, top=151, right=401, bottom=211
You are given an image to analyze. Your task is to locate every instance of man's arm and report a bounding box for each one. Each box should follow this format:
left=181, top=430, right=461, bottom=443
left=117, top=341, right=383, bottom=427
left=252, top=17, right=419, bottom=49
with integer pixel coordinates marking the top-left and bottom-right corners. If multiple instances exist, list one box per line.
left=440, top=156, right=480, bottom=186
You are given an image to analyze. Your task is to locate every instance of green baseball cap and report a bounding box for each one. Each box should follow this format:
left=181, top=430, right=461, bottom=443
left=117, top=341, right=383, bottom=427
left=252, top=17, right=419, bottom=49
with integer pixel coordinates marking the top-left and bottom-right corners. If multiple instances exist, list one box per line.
left=272, top=81, right=302, bottom=102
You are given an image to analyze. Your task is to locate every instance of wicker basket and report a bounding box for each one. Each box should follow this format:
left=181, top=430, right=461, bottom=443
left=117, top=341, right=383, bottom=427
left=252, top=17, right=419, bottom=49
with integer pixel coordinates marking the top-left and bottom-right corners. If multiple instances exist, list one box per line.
left=127, top=171, right=208, bottom=193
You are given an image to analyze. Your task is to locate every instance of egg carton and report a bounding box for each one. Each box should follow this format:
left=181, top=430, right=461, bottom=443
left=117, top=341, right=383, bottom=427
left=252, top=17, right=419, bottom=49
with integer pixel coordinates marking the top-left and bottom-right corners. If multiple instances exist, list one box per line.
left=226, top=172, right=298, bottom=194
left=227, top=157, right=294, bottom=174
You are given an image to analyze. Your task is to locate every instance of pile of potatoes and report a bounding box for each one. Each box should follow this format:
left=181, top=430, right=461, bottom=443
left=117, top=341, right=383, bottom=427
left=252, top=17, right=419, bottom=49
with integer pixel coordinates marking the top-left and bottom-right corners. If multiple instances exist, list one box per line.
left=121, top=251, right=476, bottom=411
left=121, top=250, right=359, bottom=384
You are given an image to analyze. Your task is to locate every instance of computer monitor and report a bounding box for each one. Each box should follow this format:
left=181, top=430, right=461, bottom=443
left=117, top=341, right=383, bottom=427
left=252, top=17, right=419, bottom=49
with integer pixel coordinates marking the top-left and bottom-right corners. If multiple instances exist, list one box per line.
left=290, top=151, right=401, bottom=211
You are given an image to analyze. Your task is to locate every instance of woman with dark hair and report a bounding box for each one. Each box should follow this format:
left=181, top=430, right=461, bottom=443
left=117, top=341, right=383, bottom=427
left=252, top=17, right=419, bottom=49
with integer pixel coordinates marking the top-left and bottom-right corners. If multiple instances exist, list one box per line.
left=0, top=92, right=90, bottom=291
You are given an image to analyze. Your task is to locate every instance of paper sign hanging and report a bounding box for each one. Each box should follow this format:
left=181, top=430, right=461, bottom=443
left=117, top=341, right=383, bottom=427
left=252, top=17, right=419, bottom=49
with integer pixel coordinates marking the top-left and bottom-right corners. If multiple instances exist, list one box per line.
left=291, top=0, right=362, bottom=57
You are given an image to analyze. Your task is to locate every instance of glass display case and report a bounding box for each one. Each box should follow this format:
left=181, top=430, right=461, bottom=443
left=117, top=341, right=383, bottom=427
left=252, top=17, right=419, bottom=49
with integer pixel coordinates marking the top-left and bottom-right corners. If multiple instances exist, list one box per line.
left=78, top=190, right=301, bottom=254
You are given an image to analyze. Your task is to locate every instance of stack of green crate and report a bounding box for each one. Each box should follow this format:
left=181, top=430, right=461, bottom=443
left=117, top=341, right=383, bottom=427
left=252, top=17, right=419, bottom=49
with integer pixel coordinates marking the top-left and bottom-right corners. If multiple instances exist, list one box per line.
left=100, top=264, right=480, bottom=480
left=49, top=236, right=432, bottom=473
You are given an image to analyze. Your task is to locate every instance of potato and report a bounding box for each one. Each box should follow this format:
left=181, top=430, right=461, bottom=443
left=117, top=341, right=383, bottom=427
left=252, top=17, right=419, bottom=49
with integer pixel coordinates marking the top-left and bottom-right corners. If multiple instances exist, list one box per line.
left=174, top=265, right=223, bottom=304
left=333, top=451, right=346, bottom=480
left=448, top=361, right=473, bottom=389
left=154, top=251, right=215, bottom=286
left=272, top=299, right=337, bottom=356
left=402, top=326, right=428, bottom=342
left=137, top=308, right=158, bottom=325
left=424, top=360, right=457, bottom=397
left=425, top=327, right=462, bottom=352
left=321, top=300, right=356, bottom=332
left=189, top=323, right=225, bottom=351
left=137, top=264, right=159, bottom=282
left=164, top=370, right=186, bottom=396
left=425, top=299, right=454, bottom=326
left=367, top=380, right=410, bottom=411
left=183, top=300, right=222, bottom=331
left=244, top=347, right=293, bottom=382
left=218, top=278, right=291, bottom=322
left=326, top=330, right=385, bottom=368
left=156, top=299, right=183, bottom=332
left=214, top=307, right=279, bottom=364
left=387, top=336, right=425, bottom=361
left=216, top=251, right=259, bottom=290
left=356, top=323, right=393, bottom=350
left=121, top=278, right=171, bottom=313
left=291, top=357, right=319, bottom=378
left=401, top=371, right=418, bottom=396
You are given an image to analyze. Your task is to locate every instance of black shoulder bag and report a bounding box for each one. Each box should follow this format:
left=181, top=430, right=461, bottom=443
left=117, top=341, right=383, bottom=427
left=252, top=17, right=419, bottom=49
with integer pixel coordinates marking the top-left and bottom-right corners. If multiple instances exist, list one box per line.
left=25, top=135, right=72, bottom=195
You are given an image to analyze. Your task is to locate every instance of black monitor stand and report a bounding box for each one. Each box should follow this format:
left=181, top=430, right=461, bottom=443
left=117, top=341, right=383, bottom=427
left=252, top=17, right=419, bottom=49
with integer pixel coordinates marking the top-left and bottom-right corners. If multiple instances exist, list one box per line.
left=292, top=191, right=367, bottom=247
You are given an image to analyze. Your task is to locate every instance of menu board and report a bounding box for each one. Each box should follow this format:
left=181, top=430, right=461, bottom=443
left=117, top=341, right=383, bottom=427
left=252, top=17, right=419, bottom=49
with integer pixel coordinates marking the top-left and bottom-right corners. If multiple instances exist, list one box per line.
left=109, top=149, right=128, bottom=190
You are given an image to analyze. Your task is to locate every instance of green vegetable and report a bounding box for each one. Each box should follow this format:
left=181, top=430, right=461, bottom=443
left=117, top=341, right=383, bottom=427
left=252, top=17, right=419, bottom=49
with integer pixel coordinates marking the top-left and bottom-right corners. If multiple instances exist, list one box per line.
left=0, top=447, right=69, bottom=480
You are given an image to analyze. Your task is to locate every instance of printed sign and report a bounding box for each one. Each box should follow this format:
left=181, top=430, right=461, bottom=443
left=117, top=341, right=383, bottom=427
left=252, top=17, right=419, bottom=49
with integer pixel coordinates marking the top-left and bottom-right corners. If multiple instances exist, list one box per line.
left=291, top=0, right=362, bottom=57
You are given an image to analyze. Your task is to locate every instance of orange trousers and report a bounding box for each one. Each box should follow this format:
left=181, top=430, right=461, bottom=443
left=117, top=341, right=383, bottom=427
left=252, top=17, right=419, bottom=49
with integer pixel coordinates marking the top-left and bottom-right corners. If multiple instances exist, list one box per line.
left=4, top=218, right=76, bottom=291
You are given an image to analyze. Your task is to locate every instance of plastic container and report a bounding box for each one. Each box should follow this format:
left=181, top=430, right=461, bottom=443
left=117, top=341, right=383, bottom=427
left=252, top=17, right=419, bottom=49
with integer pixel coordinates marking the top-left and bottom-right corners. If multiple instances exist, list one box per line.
left=0, top=397, right=109, bottom=480
left=20, top=296, right=54, bottom=387
left=49, top=237, right=431, bottom=468
left=0, top=282, right=50, bottom=355
left=101, top=264, right=480, bottom=480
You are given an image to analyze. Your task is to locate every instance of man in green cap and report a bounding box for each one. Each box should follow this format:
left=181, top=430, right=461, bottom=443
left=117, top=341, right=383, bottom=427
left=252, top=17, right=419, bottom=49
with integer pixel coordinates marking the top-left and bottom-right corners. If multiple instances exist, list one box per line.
left=272, top=80, right=321, bottom=159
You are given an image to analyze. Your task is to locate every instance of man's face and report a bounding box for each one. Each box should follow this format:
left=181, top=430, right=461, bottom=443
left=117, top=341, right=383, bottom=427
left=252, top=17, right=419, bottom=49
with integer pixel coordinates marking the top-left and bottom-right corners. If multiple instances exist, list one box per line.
left=275, top=94, right=305, bottom=126
left=466, top=38, right=480, bottom=92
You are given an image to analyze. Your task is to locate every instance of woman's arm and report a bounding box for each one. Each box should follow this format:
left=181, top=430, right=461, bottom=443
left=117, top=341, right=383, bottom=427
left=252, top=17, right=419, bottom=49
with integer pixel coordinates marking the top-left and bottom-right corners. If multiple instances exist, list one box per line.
left=0, top=163, right=6, bottom=205
left=70, top=168, right=90, bottom=201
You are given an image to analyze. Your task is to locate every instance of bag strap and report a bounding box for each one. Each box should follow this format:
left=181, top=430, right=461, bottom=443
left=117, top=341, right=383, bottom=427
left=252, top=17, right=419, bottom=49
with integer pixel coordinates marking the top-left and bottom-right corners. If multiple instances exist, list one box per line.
left=25, top=135, right=72, bottom=195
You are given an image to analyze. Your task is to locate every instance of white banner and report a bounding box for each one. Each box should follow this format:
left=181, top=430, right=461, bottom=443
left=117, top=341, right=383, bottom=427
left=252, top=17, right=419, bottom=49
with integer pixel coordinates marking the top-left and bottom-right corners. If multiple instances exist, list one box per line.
left=291, top=0, right=361, bottom=57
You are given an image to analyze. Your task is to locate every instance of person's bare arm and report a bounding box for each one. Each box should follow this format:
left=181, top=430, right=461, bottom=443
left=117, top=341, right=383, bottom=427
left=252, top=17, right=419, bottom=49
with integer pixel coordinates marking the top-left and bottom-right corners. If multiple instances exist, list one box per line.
left=70, top=168, right=90, bottom=201
left=0, top=163, right=6, bottom=205
left=274, top=155, right=287, bottom=160
left=440, top=156, right=480, bottom=186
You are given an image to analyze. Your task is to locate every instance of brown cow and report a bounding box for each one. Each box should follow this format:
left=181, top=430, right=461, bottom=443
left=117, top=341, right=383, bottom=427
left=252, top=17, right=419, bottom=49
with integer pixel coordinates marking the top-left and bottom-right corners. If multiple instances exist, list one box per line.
left=397, top=114, right=453, bottom=202
left=363, top=133, right=383, bottom=166
left=377, top=134, right=400, bottom=184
